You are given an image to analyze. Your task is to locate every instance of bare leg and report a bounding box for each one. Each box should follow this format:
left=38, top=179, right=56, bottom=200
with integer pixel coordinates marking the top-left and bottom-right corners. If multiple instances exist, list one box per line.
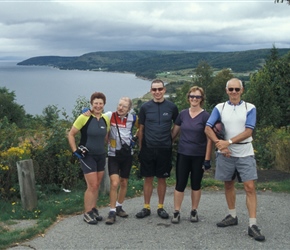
left=109, top=174, right=119, bottom=209
left=84, top=171, right=104, bottom=212
left=157, top=177, right=167, bottom=205
left=243, top=180, right=257, bottom=218
left=143, top=177, right=154, bottom=204
left=174, top=190, right=184, bottom=211
left=117, top=177, right=129, bottom=204
left=224, top=180, right=236, bottom=210
left=191, top=189, right=201, bottom=210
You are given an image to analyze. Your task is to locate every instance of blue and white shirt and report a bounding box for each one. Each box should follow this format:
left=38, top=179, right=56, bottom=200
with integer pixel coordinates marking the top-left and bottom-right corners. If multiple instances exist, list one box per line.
left=206, top=100, right=256, bottom=157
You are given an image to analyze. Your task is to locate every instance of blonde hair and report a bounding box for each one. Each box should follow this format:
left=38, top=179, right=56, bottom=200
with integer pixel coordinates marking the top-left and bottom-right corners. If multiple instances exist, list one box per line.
left=187, top=86, right=205, bottom=106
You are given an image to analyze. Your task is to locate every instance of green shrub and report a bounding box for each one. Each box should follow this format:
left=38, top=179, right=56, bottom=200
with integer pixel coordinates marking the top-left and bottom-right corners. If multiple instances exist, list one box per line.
left=270, top=126, right=290, bottom=172
left=253, top=126, right=290, bottom=171
left=253, top=126, right=275, bottom=169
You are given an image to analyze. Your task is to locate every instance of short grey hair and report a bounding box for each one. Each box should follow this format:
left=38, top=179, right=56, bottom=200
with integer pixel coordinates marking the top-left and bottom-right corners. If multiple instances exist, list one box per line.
left=226, top=78, right=243, bottom=88
left=119, top=97, right=132, bottom=110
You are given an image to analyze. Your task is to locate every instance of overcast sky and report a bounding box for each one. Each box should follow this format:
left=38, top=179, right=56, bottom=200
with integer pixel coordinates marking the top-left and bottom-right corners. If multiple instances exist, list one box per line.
left=1, top=0, right=289, bottom=60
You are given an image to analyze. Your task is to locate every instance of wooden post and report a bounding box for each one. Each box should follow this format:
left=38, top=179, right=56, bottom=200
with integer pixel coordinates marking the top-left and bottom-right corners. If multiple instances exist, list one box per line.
left=100, top=157, right=110, bottom=195
left=16, top=159, right=37, bottom=211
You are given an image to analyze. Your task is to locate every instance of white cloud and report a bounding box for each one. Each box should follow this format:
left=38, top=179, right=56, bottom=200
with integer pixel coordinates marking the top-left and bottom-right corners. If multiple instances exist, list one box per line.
left=0, top=1, right=289, bottom=59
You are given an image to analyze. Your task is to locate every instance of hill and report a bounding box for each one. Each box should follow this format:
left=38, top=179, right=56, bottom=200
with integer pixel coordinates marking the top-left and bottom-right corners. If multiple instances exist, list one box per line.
left=17, top=49, right=290, bottom=79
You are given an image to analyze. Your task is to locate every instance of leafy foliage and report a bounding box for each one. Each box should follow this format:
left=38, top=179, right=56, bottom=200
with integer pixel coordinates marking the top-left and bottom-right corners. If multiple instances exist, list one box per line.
left=245, top=47, right=290, bottom=128
left=0, top=87, right=27, bottom=127
left=71, top=95, right=90, bottom=120
left=205, top=69, right=233, bottom=110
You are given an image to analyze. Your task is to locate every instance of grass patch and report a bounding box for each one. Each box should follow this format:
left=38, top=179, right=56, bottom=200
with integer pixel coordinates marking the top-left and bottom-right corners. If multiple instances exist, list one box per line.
left=256, top=180, right=290, bottom=193
left=0, top=180, right=110, bottom=249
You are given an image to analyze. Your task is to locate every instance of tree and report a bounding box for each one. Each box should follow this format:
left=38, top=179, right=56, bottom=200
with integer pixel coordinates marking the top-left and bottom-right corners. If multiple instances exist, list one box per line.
left=72, top=96, right=90, bottom=120
left=42, top=105, right=60, bottom=128
left=205, top=69, right=234, bottom=111
left=245, top=48, right=290, bottom=128
left=172, top=81, right=191, bottom=111
left=193, top=61, right=214, bottom=91
left=0, top=87, right=26, bottom=127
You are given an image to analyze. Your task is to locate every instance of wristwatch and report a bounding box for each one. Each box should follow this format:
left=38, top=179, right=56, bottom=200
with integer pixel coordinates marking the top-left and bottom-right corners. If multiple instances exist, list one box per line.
left=228, top=139, right=233, bottom=145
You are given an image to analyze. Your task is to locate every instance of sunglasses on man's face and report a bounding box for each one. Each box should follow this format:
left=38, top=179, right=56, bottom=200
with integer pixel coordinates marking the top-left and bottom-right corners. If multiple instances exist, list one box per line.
left=228, top=88, right=241, bottom=92
left=151, top=87, right=164, bottom=92
left=189, top=95, right=202, bottom=99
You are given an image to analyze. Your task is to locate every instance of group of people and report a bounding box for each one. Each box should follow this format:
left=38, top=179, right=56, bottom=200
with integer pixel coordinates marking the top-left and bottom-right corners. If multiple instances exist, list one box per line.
left=68, top=78, right=265, bottom=242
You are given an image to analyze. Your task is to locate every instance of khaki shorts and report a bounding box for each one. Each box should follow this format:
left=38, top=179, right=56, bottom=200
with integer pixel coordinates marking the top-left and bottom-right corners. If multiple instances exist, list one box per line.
left=215, top=153, right=257, bottom=182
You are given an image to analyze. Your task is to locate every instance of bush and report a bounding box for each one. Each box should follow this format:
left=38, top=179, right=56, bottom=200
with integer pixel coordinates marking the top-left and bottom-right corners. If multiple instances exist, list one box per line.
left=0, top=139, right=32, bottom=200
left=0, top=107, right=81, bottom=201
left=270, top=126, right=290, bottom=172
left=253, top=126, right=290, bottom=171
left=253, top=126, right=275, bottom=169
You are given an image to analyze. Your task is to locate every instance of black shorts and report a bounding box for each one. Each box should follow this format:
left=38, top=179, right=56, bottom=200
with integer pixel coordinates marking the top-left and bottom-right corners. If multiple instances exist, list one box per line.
left=80, top=153, right=106, bottom=174
left=108, top=155, right=133, bottom=179
left=175, top=153, right=204, bottom=191
left=139, top=146, right=172, bottom=178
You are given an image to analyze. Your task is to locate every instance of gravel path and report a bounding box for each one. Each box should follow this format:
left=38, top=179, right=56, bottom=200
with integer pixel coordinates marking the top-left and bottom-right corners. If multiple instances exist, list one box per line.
left=7, top=186, right=290, bottom=250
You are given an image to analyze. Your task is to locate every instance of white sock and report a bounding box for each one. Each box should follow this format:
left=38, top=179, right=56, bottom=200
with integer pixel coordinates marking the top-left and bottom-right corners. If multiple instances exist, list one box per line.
left=110, top=208, right=116, bottom=212
left=249, top=218, right=257, bottom=227
left=229, top=209, right=236, bottom=218
left=116, top=202, right=122, bottom=207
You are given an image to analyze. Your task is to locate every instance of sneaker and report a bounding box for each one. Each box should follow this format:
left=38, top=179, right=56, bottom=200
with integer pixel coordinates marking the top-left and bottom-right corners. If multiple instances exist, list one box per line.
left=248, top=225, right=265, bottom=241
left=83, top=211, right=98, bottom=225
left=105, top=211, right=116, bottom=225
left=171, top=211, right=180, bottom=224
left=216, top=215, right=238, bottom=227
left=190, top=209, right=199, bottom=223
left=91, top=207, right=103, bottom=221
left=116, top=206, right=128, bottom=218
left=136, top=208, right=151, bottom=219
left=157, top=208, right=169, bottom=219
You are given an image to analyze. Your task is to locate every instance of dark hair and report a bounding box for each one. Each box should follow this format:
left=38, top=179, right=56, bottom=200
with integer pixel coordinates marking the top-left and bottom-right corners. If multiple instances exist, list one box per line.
left=90, top=92, right=106, bottom=105
left=187, top=86, right=205, bottom=106
left=151, top=79, right=165, bottom=88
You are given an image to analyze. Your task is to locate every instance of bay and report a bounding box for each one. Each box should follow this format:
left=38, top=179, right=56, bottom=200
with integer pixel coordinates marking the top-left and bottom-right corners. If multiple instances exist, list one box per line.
left=0, top=62, right=151, bottom=118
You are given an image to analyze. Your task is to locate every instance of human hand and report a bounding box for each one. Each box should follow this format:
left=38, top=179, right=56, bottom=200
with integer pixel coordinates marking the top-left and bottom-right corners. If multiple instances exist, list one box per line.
left=203, top=160, right=211, bottom=170
left=82, top=108, right=92, bottom=116
left=221, top=148, right=231, bottom=158
left=73, top=145, right=89, bottom=159
left=215, top=140, right=230, bottom=151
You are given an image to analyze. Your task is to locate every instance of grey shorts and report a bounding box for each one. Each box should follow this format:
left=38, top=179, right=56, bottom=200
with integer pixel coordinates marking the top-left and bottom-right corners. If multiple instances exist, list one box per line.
left=215, top=153, right=258, bottom=182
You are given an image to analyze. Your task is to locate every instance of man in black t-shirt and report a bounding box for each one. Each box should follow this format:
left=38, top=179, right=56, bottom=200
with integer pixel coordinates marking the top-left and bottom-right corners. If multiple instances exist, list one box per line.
left=136, top=79, right=178, bottom=219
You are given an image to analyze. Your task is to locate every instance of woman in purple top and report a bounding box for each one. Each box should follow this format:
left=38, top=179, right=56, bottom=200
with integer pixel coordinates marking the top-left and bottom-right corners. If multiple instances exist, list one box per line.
left=171, top=86, right=212, bottom=224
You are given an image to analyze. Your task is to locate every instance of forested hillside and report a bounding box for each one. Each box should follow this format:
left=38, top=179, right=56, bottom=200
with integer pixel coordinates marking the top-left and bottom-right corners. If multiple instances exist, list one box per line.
left=17, top=49, right=290, bottom=79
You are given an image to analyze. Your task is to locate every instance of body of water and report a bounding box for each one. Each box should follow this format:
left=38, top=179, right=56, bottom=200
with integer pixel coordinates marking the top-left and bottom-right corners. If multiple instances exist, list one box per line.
left=0, top=62, right=151, bottom=118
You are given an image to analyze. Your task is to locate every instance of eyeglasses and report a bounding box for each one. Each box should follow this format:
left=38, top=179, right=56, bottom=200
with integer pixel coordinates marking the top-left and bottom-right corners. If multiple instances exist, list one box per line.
left=228, top=88, right=241, bottom=92
left=189, top=95, right=202, bottom=99
left=151, top=87, right=164, bottom=92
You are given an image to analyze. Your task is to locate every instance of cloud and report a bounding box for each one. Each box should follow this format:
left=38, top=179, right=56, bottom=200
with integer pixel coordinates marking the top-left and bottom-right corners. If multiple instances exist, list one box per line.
left=0, top=0, right=289, bottom=60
